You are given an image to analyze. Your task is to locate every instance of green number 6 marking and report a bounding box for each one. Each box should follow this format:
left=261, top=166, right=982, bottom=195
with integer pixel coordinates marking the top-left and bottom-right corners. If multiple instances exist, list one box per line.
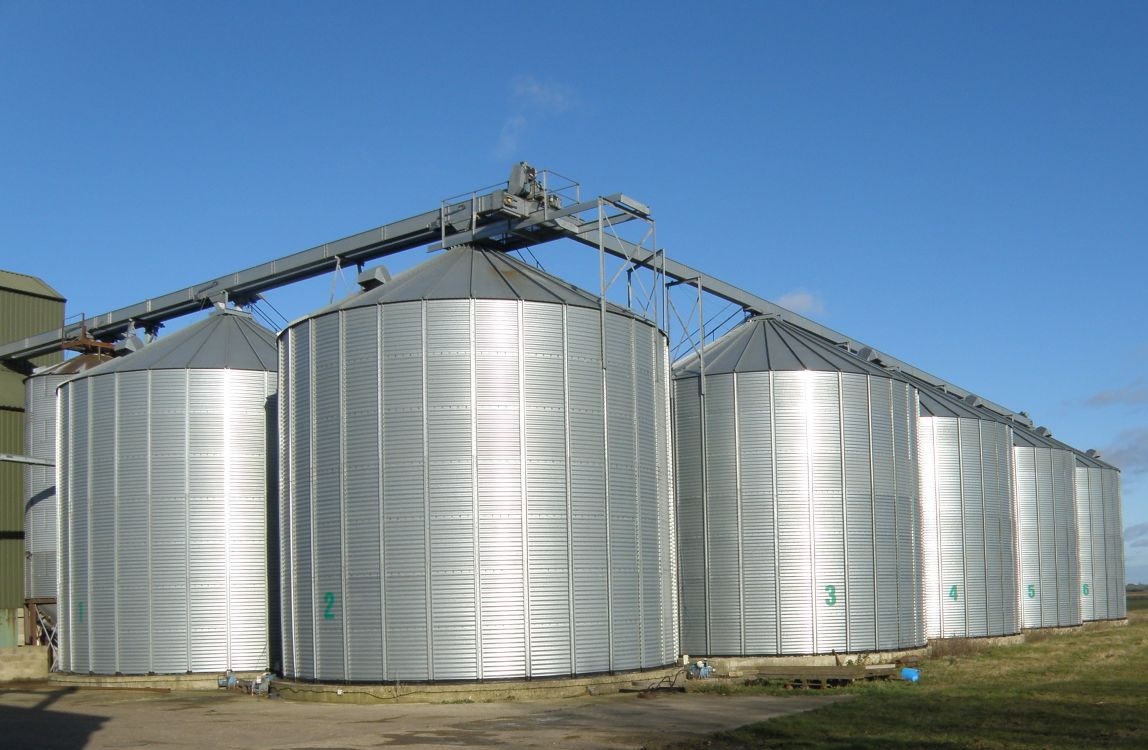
left=1082, top=583, right=1090, bottom=596
left=948, top=585, right=958, bottom=601
left=824, top=584, right=837, bottom=607
left=323, top=591, right=335, bottom=620
left=1026, top=584, right=1036, bottom=599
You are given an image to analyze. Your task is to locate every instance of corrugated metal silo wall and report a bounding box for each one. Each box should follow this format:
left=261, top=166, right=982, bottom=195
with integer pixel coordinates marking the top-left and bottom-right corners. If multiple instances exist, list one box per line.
left=279, top=299, right=677, bottom=681
left=23, top=371, right=66, bottom=600
left=918, top=417, right=1019, bottom=639
left=674, top=370, right=924, bottom=656
left=58, top=369, right=276, bottom=674
left=1013, top=447, right=1081, bottom=628
left=1075, top=466, right=1126, bottom=620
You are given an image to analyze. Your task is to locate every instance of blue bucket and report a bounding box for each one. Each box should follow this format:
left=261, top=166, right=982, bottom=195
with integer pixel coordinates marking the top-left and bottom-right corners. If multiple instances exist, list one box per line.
left=900, top=667, right=920, bottom=683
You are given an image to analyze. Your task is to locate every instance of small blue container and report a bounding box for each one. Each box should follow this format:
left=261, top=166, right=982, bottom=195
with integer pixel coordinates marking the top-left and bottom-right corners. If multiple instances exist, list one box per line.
left=900, top=667, right=920, bottom=683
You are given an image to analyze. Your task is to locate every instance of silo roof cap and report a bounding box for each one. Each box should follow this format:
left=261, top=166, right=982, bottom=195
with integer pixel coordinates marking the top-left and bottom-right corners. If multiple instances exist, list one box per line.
left=673, top=316, right=896, bottom=377
left=67, top=308, right=277, bottom=377
left=29, top=353, right=114, bottom=379
left=295, top=245, right=639, bottom=322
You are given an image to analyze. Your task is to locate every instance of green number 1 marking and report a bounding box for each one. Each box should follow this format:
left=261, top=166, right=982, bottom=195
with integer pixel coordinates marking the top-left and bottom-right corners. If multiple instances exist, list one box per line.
left=1082, top=583, right=1090, bottom=596
left=948, top=585, right=958, bottom=601
left=824, top=584, right=837, bottom=607
left=1026, top=584, right=1036, bottom=599
left=323, top=591, right=335, bottom=620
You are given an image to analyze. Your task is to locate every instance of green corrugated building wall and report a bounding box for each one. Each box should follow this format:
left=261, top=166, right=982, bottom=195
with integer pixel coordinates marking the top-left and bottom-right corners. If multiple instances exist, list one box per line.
left=0, top=270, right=64, bottom=646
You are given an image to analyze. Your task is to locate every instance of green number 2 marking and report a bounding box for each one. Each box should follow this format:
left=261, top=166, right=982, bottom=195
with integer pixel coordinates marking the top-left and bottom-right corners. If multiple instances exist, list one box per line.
left=323, top=591, right=335, bottom=620
left=948, top=585, right=958, bottom=601
left=1026, top=584, right=1036, bottom=599
left=1082, top=583, right=1090, bottom=596
left=824, top=584, right=837, bottom=607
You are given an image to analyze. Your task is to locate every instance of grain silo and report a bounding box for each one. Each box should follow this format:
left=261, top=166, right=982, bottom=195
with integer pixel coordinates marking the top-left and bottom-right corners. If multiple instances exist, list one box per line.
left=1012, top=427, right=1081, bottom=629
left=915, top=386, right=1019, bottom=639
left=58, top=307, right=277, bottom=674
left=1075, top=451, right=1125, bottom=621
left=278, top=246, right=677, bottom=682
left=673, top=316, right=923, bottom=657
left=24, top=354, right=112, bottom=602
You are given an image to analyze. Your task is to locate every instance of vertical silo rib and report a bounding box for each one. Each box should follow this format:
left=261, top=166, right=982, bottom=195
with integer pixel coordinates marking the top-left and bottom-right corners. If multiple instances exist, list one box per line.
left=866, top=379, right=879, bottom=650
left=837, top=373, right=848, bottom=653
left=376, top=309, right=387, bottom=679
left=957, top=420, right=967, bottom=636
left=733, top=373, right=745, bottom=653
left=339, top=311, right=350, bottom=677
left=600, top=312, right=614, bottom=671
left=889, top=379, right=902, bottom=650
left=146, top=375, right=154, bottom=669
left=805, top=372, right=817, bottom=654
left=470, top=299, right=483, bottom=678
left=518, top=301, right=532, bottom=677
left=631, top=320, right=643, bottom=667
left=421, top=300, right=434, bottom=677
left=562, top=307, right=576, bottom=675
left=769, top=373, right=781, bottom=653
left=183, top=370, right=192, bottom=672
left=223, top=371, right=233, bottom=670
left=696, top=371, right=707, bottom=655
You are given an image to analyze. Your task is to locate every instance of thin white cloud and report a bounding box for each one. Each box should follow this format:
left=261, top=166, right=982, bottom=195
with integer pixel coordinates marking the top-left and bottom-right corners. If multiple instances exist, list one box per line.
left=1085, top=385, right=1148, bottom=407
left=493, top=77, right=581, bottom=159
left=775, top=290, right=826, bottom=317
left=513, top=76, right=579, bottom=114
left=495, top=115, right=527, bottom=160
left=1102, top=427, right=1148, bottom=473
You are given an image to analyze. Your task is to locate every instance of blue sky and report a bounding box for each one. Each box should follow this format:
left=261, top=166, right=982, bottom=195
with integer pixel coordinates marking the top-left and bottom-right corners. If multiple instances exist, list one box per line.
left=2, top=2, right=1147, bottom=577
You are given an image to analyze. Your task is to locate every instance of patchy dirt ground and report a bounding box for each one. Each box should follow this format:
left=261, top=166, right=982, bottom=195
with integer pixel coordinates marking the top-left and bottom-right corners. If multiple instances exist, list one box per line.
left=0, top=682, right=843, bottom=749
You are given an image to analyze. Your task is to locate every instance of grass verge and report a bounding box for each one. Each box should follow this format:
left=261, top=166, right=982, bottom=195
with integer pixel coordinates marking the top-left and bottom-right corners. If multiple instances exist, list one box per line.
left=671, top=598, right=1148, bottom=749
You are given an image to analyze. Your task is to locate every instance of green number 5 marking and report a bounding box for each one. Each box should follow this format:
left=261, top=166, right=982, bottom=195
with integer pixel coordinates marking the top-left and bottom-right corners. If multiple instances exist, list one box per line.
left=323, top=591, right=335, bottom=620
left=824, top=584, right=837, bottom=607
left=1082, top=583, right=1090, bottom=596
left=1026, top=584, right=1036, bottom=599
left=948, top=585, right=958, bottom=601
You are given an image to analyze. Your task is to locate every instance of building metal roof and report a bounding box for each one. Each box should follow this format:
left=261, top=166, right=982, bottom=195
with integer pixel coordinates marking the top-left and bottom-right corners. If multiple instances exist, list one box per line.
left=0, top=270, right=64, bottom=301
left=299, top=245, right=638, bottom=322
left=70, top=307, right=276, bottom=377
left=674, top=315, right=897, bottom=378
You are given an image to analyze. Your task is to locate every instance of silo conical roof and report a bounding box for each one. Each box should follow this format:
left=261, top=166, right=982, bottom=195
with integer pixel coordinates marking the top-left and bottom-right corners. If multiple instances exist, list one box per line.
left=71, top=308, right=277, bottom=375
left=304, top=246, right=639, bottom=319
left=674, top=315, right=893, bottom=376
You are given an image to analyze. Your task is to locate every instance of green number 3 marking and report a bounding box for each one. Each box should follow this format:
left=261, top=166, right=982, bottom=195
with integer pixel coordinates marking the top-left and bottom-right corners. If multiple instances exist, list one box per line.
left=323, top=591, right=335, bottom=620
left=1026, top=584, right=1036, bottom=599
left=948, top=585, right=958, bottom=601
left=1082, top=583, right=1090, bottom=596
left=824, top=584, right=837, bottom=607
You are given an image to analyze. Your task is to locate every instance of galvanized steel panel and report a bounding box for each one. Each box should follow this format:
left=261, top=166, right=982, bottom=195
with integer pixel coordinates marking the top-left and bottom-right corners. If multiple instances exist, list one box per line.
left=674, top=369, right=923, bottom=657
left=919, top=417, right=1018, bottom=639
left=1076, top=465, right=1125, bottom=620
left=1014, top=446, right=1081, bottom=628
left=59, top=360, right=276, bottom=674
left=280, top=293, right=676, bottom=682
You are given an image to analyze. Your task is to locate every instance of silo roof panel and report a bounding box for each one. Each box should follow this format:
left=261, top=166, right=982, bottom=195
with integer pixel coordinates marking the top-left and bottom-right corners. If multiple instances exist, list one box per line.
left=675, top=316, right=891, bottom=377
left=70, top=308, right=277, bottom=376
left=310, top=246, right=636, bottom=318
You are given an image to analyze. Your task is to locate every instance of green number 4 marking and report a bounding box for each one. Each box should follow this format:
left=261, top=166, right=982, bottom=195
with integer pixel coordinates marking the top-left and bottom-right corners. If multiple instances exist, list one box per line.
left=1026, top=584, right=1036, bottom=599
left=1082, top=583, right=1090, bottom=596
left=323, top=591, right=335, bottom=620
left=948, top=585, right=958, bottom=601
left=824, top=584, right=837, bottom=607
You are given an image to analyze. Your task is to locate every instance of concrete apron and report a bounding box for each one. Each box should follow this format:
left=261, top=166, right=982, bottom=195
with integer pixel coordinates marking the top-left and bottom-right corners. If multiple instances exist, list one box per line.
left=276, top=667, right=684, bottom=704
left=45, top=666, right=685, bottom=704
left=699, top=647, right=928, bottom=678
